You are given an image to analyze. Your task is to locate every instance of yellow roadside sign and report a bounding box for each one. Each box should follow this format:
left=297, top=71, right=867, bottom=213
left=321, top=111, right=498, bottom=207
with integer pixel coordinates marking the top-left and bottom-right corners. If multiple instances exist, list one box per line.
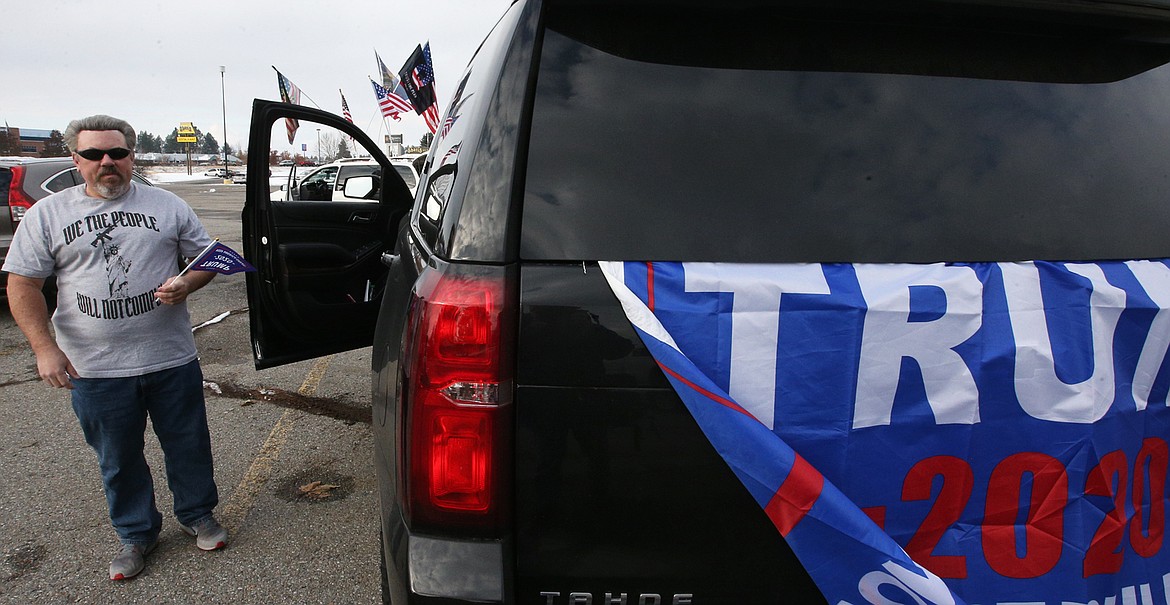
left=177, top=122, right=197, bottom=142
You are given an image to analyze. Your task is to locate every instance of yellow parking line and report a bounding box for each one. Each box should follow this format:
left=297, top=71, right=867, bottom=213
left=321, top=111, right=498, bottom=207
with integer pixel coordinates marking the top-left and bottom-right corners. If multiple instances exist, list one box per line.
left=218, top=355, right=334, bottom=533
left=297, top=354, right=332, bottom=397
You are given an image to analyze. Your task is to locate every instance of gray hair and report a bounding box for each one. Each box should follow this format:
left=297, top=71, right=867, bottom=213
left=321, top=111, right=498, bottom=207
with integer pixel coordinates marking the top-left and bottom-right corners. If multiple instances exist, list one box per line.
left=63, top=115, right=136, bottom=152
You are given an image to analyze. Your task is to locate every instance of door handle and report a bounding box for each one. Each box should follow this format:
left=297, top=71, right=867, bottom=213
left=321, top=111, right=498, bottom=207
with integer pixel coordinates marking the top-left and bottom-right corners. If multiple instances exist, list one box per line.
left=350, top=212, right=374, bottom=224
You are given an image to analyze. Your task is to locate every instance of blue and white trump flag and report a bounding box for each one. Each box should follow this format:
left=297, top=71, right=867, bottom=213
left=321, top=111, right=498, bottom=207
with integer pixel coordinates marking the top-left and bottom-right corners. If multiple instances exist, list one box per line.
left=182, top=240, right=256, bottom=276
left=600, top=260, right=1170, bottom=605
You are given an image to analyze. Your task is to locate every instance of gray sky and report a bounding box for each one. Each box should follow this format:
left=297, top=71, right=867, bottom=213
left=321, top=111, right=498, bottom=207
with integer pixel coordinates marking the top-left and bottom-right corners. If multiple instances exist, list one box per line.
left=4, top=0, right=511, bottom=154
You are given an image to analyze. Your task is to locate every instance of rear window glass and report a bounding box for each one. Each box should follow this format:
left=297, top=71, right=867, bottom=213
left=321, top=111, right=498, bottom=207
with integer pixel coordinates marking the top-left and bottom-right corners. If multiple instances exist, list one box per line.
left=44, top=169, right=78, bottom=193
left=338, top=165, right=380, bottom=181
left=393, top=165, right=416, bottom=190
left=521, top=5, right=1170, bottom=263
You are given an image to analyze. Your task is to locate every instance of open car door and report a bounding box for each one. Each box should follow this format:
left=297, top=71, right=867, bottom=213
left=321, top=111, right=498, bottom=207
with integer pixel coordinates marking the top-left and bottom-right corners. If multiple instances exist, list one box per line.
left=243, top=100, right=414, bottom=369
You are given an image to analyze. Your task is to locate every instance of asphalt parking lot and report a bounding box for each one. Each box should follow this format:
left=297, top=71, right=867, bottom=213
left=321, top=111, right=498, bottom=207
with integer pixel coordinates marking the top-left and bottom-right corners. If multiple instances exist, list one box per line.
left=0, top=177, right=381, bottom=604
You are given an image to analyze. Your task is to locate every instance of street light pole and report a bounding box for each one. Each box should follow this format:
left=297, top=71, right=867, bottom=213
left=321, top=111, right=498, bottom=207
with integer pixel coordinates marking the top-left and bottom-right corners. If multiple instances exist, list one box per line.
left=219, top=66, right=228, bottom=171
left=316, top=128, right=321, bottom=163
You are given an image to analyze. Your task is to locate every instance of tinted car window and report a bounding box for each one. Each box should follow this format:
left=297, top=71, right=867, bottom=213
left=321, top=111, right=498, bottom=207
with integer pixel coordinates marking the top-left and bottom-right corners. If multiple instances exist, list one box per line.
left=521, top=5, right=1170, bottom=264
left=298, top=166, right=338, bottom=201
left=0, top=168, right=10, bottom=204
left=393, top=165, right=416, bottom=190
left=415, top=0, right=526, bottom=259
left=44, top=169, right=79, bottom=193
left=338, top=164, right=380, bottom=182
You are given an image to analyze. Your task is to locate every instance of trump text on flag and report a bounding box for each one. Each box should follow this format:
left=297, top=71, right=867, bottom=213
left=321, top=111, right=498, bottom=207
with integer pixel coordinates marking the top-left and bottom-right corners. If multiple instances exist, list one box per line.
left=604, top=259, right=1170, bottom=605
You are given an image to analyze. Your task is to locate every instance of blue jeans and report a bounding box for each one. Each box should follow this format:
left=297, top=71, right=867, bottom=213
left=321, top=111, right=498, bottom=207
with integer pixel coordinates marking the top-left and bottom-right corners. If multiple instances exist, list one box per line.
left=71, top=360, right=219, bottom=545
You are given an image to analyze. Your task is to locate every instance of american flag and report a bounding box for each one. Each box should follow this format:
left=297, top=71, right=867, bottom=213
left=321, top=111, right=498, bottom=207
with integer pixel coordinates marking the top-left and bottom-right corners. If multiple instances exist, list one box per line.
left=423, top=104, right=440, bottom=135
left=340, top=90, right=353, bottom=124
left=275, top=69, right=301, bottom=144
left=417, top=43, right=435, bottom=87
left=402, top=42, right=441, bottom=134
left=371, top=79, right=411, bottom=122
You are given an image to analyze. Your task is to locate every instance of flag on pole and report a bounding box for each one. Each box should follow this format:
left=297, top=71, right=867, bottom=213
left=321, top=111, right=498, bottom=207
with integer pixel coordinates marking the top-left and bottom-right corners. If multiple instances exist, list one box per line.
left=376, top=51, right=399, bottom=91
left=399, top=43, right=441, bottom=134
left=340, top=89, right=355, bottom=151
left=419, top=43, right=440, bottom=134
left=374, top=51, right=415, bottom=122
left=275, top=68, right=302, bottom=144
left=371, top=79, right=412, bottom=122
left=180, top=240, right=256, bottom=276
left=340, top=90, right=354, bottom=124
left=422, top=102, right=440, bottom=135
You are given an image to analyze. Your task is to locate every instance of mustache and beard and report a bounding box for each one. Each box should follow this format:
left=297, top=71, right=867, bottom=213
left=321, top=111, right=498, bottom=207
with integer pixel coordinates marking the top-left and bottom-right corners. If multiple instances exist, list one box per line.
left=92, top=165, right=130, bottom=199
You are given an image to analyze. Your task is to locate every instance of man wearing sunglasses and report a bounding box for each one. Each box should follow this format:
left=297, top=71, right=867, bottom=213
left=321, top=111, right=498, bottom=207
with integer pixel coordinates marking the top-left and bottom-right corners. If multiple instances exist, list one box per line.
left=2, top=114, right=228, bottom=581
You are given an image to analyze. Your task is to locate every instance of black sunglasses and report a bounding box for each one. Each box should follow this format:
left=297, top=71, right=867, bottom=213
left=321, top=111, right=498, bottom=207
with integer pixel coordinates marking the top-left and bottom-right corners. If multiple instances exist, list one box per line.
left=76, top=147, right=132, bottom=161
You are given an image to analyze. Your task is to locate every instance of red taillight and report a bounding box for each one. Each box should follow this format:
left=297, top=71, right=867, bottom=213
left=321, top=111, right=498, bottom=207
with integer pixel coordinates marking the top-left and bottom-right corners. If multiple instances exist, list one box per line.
left=402, top=264, right=513, bottom=534
left=429, top=412, right=492, bottom=510
left=8, top=166, right=35, bottom=223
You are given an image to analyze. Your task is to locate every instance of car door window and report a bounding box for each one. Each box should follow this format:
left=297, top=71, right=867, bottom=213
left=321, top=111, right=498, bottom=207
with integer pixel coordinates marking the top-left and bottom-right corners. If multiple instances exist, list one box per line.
left=44, top=169, right=79, bottom=193
left=298, top=166, right=338, bottom=201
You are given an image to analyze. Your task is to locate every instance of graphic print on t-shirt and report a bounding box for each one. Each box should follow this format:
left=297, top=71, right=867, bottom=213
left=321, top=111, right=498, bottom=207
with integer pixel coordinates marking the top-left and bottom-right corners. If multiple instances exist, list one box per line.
left=93, top=230, right=132, bottom=298
left=63, top=210, right=164, bottom=320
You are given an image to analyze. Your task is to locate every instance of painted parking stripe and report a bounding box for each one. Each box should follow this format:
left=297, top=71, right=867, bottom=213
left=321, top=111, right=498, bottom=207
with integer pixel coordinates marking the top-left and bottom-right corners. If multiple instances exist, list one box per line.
left=218, top=355, right=333, bottom=532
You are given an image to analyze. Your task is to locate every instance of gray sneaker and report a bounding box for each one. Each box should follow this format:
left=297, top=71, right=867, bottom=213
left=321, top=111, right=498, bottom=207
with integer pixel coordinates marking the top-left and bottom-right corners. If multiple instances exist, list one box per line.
left=178, top=516, right=228, bottom=551
left=109, top=541, right=157, bottom=581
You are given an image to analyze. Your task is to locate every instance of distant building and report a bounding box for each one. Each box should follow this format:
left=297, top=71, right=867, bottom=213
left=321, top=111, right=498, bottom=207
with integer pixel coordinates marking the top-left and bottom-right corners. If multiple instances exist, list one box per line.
left=3, top=127, right=240, bottom=163
left=1, top=127, right=55, bottom=157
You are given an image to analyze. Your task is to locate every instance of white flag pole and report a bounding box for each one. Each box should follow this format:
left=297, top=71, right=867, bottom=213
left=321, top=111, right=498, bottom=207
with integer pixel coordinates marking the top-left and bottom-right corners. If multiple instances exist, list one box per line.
left=176, top=238, right=220, bottom=278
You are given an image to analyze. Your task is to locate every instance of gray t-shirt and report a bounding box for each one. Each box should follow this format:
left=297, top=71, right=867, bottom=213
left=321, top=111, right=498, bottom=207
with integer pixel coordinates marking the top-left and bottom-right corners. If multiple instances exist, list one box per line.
left=2, top=182, right=213, bottom=378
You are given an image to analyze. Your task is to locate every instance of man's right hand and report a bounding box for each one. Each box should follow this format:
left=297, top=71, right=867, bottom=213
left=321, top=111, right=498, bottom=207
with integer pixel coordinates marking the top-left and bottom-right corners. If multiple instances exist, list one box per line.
left=36, top=345, right=79, bottom=389
left=7, top=273, right=78, bottom=389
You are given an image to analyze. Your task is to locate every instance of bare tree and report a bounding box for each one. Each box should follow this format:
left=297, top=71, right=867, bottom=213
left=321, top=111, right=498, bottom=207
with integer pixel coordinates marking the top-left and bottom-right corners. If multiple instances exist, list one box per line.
left=318, top=131, right=342, bottom=162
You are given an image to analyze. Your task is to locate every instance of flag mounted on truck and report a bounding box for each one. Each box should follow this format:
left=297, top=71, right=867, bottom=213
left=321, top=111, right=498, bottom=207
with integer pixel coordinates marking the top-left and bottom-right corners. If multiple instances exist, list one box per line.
left=398, top=43, right=440, bottom=134
left=601, top=259, right=1170, bottom=605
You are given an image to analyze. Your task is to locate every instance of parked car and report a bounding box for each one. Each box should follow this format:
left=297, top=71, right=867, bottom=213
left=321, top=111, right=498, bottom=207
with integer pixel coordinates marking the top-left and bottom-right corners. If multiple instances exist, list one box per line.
left=205, top=167, right=246, bottom=182
left=388, top=157, right=420, bottom=195
left=271, top=157, right=384, bottom=202
left=242, top=1, right=1170, bottom=603
left=1, top=156, right=153, bottom=300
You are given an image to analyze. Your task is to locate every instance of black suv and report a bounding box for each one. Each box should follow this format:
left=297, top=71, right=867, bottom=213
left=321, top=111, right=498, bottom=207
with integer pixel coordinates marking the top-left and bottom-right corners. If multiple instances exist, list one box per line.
left=243, top=1, right=1170, bottom=603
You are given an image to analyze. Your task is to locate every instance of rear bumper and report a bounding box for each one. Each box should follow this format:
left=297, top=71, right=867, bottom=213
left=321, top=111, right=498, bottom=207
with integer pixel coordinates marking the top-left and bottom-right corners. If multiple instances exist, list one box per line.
left=408, top=535, right=505, bottom=601
left=382, top=512, right=511, bottom=604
